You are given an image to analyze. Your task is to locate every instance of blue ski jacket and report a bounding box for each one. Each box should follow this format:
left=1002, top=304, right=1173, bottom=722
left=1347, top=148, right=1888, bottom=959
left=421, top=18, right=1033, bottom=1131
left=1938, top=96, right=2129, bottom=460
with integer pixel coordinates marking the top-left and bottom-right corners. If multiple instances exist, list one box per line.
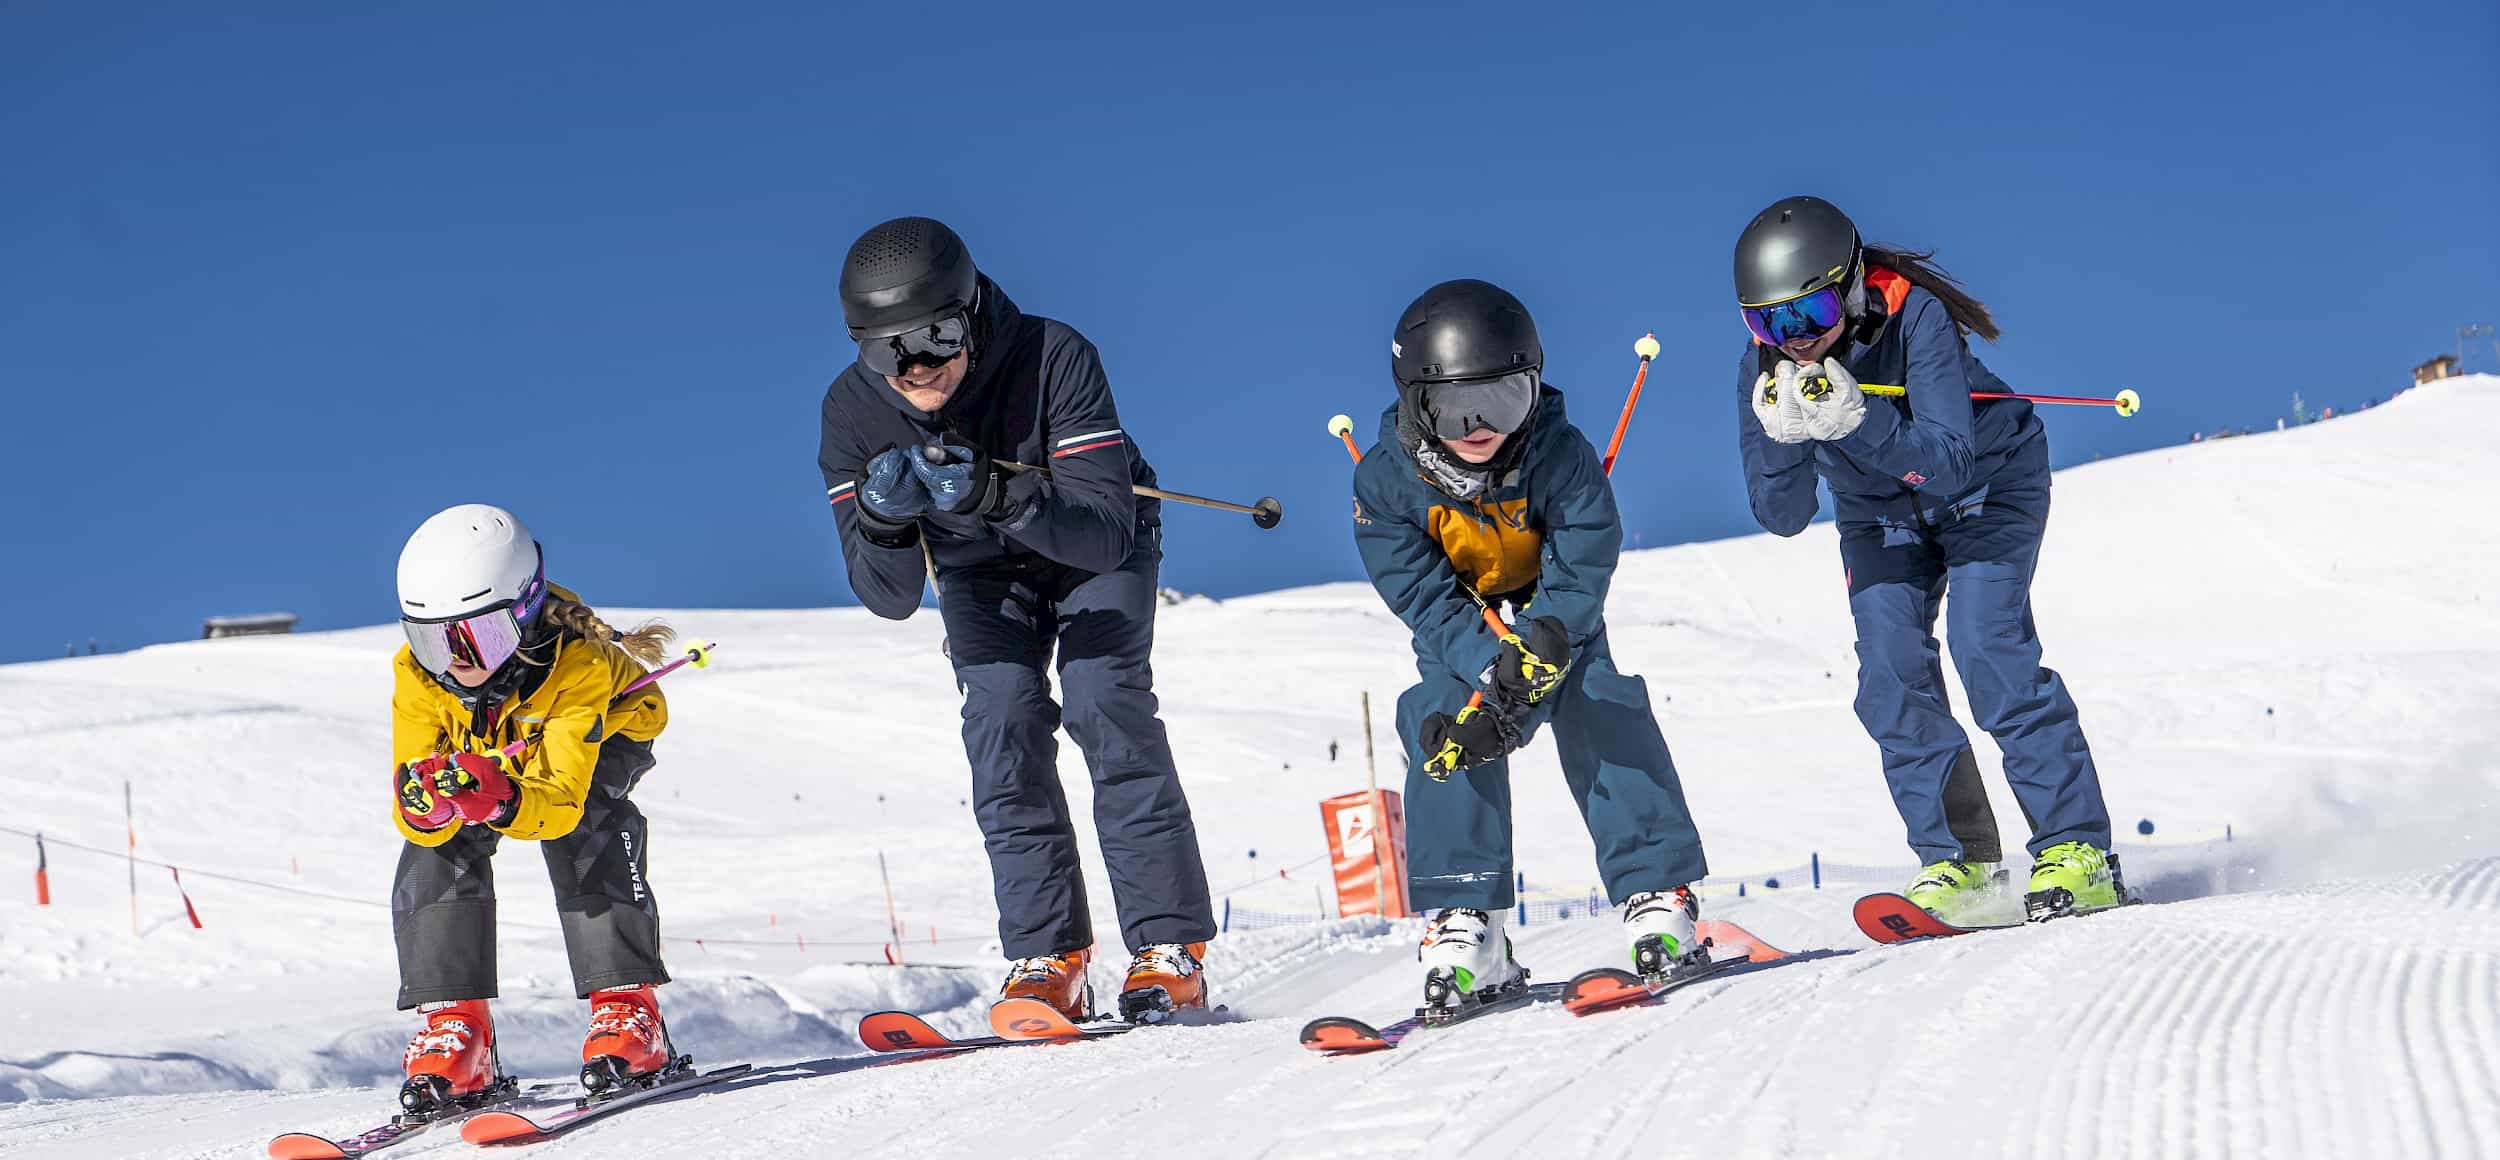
left=1736, top=269, right=2049, bottom=533
left=1352, top=387, right=1621, bottom=694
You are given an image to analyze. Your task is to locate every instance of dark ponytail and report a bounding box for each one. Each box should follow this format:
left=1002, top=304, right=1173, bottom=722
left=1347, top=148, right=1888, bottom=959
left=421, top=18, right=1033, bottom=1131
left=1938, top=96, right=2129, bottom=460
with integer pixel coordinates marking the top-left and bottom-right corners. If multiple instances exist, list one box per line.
left=1863, top=244, right=2001, bottom=343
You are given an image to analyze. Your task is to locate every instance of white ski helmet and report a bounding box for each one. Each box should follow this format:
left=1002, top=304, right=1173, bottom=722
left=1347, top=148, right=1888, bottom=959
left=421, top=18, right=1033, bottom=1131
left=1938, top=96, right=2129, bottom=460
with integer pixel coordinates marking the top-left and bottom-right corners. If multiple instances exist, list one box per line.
left=397, top=504, right=545, bottom=623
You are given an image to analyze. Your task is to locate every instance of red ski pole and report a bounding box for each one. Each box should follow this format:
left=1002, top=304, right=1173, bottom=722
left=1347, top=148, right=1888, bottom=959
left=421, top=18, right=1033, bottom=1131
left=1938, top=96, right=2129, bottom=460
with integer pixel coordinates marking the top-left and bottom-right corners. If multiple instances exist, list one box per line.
left=1599, top=333, right=1662, bottom=475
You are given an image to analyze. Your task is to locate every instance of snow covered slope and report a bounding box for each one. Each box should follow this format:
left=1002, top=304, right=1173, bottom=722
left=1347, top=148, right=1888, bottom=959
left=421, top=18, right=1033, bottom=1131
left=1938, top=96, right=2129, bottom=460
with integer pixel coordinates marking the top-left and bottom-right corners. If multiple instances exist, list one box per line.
left=2, top=376, right=2495, bottom=1158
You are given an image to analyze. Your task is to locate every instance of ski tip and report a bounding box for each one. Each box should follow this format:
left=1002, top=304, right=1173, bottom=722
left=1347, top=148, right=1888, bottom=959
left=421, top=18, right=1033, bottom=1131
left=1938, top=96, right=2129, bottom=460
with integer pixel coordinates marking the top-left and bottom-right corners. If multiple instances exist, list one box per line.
left=1853, top=892, right=1970, bottom=944
left=1696, top=918, right=1791, bottom=962
left=858, top=1010, right=959, bottom=1052
left=987, top=997, right=1089, bottom=1041
left=458, top=1111, right=545, bottom=1146
left=266, top=1135, right=349, bottom=1160
left=1298, top=1016, right=1390, bottom=1054
left=1562, top=967, right=1649, bottom=1016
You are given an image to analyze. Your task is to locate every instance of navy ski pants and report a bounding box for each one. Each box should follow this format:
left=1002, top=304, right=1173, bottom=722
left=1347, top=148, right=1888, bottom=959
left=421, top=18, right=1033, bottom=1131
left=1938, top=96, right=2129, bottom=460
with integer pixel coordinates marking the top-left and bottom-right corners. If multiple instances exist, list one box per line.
left=1395, top=628, right=1708, bottom=910
left=1840, top=483, right=2111, bottom=865
left=940, top=547, right=1215, bottom=958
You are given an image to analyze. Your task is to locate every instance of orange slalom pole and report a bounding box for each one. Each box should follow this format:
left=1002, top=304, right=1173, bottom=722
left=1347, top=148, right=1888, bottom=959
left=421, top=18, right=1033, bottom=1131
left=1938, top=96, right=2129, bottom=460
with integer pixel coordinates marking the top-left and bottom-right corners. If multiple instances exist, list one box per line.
left=1599, top=333, right=1662, bottom=475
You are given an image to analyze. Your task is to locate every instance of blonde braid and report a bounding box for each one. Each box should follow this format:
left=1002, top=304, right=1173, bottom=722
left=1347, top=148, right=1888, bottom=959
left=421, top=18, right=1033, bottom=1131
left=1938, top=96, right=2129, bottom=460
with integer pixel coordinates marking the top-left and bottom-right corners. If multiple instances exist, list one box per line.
left=540, top=596, right=676, bottom=666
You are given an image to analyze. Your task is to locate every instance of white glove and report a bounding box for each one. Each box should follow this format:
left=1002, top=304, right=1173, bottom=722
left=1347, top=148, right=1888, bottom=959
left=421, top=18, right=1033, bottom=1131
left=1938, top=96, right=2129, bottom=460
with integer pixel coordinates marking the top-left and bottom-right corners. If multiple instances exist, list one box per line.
left=1798, top=357, right=1866, bottom=442
left=1752, top=362, right=1813, bottom=444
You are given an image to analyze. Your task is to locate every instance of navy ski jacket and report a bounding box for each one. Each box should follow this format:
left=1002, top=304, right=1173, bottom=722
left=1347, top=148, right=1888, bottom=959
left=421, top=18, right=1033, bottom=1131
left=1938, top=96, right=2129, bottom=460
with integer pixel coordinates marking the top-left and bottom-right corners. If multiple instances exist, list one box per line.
left=1736, top=276, right=2049, bottom=534
left=1352, top=387, right=1621, bottom=694
left=818, top=278, right=1161, bottom=618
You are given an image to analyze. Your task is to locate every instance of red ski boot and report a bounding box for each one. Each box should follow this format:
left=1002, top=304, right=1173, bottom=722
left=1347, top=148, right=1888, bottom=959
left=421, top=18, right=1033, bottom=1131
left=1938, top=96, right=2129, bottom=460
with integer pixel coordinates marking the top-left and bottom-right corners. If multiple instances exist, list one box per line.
left=580, top=985, right=678, bottom=1094
left=400, top=999, right=506, bottom=1115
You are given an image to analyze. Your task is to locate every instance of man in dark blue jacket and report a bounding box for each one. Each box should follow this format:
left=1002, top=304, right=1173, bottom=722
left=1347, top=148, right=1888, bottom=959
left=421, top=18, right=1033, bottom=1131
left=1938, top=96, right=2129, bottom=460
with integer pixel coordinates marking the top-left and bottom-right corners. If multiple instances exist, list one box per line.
left=817, top=217, right=1214, bottom=1023
left=1353, top=279, right=1710, bottom=1014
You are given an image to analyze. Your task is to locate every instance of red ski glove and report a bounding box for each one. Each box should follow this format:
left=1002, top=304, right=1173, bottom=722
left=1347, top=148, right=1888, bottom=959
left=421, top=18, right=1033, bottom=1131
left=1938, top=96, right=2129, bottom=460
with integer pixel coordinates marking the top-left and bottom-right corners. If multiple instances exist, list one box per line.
left=398, top=755, right=458, bottom=831
left=434, top=751, right=518, bottom=827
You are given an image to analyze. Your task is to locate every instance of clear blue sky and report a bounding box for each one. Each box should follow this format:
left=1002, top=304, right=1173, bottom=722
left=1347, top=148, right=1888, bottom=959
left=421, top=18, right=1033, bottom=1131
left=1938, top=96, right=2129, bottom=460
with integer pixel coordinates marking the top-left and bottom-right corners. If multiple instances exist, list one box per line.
left=5, top=1, right=2495, bottom=662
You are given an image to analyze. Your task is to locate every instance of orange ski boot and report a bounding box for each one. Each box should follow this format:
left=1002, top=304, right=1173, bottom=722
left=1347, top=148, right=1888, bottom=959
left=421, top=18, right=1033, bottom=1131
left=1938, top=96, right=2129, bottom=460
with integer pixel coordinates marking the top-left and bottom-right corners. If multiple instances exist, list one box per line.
left=999, top=947, right=1093, bottom=1021
left=1118, top=942, right=1210, bottom=1024
left=580, top=985, right=678, bottom=1094
left=400, top=999, right=503, bottom=1115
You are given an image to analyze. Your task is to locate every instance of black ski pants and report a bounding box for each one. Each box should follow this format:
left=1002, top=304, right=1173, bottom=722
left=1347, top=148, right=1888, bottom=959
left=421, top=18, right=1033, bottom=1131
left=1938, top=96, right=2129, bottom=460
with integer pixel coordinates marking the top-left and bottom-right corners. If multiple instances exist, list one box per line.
left=939, top=546, right=1216, bottom=959
left=392, top=737, right=669, bottom=1008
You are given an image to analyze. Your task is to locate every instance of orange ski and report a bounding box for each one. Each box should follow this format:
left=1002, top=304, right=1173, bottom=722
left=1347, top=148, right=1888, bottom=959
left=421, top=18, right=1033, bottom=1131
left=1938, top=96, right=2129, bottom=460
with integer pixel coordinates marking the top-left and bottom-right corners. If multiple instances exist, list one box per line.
left=858, top=1010, right=989, bottom=1052
left=987, top=997, right=1131, bottom=1042
left=1852, top=892, right=2013, bottom=944
left=1298, top=1015, right=1398, bottom=1054
left=267, top=1135, right=354, bottom=1160
left=459, top=1064, right=748, bottom=1145
left=1696, top=918, right=1791, bottom=962
left=1563, top=955, right=1751, bottom=1017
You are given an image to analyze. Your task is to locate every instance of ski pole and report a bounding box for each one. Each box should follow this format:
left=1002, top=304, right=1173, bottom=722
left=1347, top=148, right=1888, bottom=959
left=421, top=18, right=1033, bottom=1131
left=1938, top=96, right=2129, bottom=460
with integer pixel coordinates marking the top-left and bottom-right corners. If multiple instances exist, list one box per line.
left=616, top=640, right=716, bottom=699
left=1327, top=414, right=1363, bottom=463
left=1599, top=333, right=1662, bottom=474
left=960, top=452, right=1284, bottom=529
left=495, top=641, right=717, bottom=761
left=1857, top=383, right=2142, bottom=417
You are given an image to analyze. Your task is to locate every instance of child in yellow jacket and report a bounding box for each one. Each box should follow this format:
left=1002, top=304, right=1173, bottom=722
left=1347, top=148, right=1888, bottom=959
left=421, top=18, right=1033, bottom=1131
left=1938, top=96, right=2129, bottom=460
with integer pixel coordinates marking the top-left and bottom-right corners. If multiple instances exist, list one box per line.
left=389, top=503, right=679, bottom=1112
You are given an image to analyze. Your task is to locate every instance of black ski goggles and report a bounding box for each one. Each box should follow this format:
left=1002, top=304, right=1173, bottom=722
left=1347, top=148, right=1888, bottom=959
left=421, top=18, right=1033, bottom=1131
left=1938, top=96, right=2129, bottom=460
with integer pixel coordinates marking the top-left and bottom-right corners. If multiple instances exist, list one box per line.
left=857, top=313, right=969, bottom=377
left=1419, top=370, right=1538, bottom=440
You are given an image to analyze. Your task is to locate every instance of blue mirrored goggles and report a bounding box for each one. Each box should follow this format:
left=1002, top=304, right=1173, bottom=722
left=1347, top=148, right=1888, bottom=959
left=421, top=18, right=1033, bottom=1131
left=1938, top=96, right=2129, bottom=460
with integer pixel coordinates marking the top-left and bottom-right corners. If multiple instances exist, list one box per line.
left=858, top=313, right=969, bottom=377
left=1740, top=285, right=1846, bottom=347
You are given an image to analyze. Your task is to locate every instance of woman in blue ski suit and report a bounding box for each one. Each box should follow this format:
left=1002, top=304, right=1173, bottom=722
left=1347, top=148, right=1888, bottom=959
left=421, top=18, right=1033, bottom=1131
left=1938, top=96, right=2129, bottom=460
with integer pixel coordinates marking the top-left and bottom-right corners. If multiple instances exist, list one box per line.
left=1730, top=195, right=2121, bottom=921
left=1353, top=278, right=1711, bottom=1010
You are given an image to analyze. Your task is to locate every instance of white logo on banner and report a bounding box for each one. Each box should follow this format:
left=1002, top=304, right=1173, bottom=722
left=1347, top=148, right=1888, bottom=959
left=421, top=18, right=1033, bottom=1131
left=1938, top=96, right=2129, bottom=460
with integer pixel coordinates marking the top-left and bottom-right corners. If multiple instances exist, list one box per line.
left=1337, top=803, right=1375, bottom=852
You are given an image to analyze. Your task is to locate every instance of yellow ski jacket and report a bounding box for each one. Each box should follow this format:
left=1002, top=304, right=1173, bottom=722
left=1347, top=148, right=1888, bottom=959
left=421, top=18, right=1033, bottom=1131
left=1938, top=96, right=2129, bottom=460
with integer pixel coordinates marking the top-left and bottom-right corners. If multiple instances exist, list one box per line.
left=391, top=585, right=667, bottom=847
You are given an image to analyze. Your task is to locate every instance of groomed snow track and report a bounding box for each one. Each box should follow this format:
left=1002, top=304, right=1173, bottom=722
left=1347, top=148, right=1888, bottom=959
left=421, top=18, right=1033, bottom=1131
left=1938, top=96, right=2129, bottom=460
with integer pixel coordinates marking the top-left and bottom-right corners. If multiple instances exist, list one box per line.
left=4, top=858, right=2495, bottom=1158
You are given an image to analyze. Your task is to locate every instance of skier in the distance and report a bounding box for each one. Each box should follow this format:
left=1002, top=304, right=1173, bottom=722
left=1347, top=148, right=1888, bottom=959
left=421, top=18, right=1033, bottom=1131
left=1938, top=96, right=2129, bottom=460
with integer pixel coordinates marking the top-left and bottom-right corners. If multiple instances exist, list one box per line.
left=1730, top=195, right=2121, bottom=922
left=818, top=216, right=1216, bottom=1023
left=389, top=504, right=682, bottom=1112
left=1352, top=278, right=1712, bottom=1013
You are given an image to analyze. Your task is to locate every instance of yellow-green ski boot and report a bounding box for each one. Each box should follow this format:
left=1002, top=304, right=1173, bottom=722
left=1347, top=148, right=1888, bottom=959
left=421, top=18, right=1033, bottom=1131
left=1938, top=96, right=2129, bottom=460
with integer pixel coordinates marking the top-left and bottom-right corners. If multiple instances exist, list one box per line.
left=2025, top=841, right=2126, bottom=921
left=1903, top=859, right=2001, bottom=925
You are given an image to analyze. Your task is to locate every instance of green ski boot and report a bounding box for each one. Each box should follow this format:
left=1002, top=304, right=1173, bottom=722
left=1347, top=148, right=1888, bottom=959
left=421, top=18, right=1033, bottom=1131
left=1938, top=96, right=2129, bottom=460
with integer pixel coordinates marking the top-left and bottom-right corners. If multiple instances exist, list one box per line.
left=2025, top=841, right=2126, bottom=921
left=1903, top=859, right=2000, bottom=925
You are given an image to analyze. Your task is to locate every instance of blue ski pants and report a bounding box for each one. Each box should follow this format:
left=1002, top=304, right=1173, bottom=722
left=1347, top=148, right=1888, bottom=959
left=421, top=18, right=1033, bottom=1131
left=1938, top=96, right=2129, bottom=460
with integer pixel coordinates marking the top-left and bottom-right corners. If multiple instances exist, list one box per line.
left=1839, top=483, right=2111, bottom=864
left=940, top=547, right=1216, bottom=958
left=1395, top=628, right=1708, bottom=910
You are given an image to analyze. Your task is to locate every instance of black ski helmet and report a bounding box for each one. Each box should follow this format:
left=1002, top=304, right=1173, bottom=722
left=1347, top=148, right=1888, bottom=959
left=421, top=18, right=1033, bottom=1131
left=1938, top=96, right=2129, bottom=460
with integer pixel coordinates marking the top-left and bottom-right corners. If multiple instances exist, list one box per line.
left=1390, top=278, right=1542, bottom=387
left=840, top=216, right=979, bottom=341
left=1733, top=196, right=1861, bottom=306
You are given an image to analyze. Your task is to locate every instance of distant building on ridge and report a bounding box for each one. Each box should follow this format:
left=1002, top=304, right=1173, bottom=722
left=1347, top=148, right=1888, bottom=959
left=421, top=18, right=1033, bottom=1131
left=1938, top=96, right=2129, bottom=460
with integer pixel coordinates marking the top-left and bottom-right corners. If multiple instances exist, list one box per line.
left=2413, top=355, right=2459, bottom=386
left=203, top=613, right=298, bottom=639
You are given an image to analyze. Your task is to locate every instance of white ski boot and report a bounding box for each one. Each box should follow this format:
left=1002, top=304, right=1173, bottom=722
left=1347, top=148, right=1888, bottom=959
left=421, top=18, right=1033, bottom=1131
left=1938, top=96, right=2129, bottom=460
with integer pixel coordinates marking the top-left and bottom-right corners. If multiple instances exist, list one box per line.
left=1419, top=907, right=1528, bottom=1015
left=1623, top=886, right=1707, bottom=978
